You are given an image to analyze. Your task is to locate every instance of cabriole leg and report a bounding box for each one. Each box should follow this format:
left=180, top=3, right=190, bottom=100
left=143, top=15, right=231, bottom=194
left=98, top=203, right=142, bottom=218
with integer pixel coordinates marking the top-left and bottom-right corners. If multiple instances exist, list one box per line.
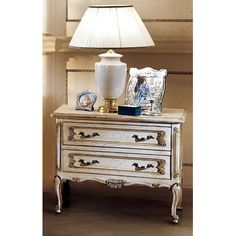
left=54, top=175, right=63, bottom=213
left=177, top=180, right=183, bottom=210
left=171, top=183, right=181, bottom=223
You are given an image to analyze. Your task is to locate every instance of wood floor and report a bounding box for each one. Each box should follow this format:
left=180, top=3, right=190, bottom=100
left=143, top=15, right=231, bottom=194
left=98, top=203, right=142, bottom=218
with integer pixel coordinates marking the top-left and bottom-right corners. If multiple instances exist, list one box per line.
left=43, top=185, right=192, bottom=236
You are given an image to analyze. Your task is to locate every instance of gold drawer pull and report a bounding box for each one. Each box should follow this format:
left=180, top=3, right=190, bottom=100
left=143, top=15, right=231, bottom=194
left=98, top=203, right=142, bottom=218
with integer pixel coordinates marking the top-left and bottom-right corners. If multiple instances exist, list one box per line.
left=79, top=132, right=100, bottom=138
left=132, top=135, right=154, bottom=142
left=78, top=159, right=99, bottom=166
left=132, top=163, right=154, bottom=170
left=157, top=159, right=166, bottom=175
left=156, top=131, right=166, bottom=146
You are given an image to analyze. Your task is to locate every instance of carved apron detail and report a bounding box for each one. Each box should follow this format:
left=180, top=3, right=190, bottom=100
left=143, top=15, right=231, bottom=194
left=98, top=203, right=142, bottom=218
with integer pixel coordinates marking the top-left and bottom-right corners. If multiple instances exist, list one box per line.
left=72, top=177, right=80, bottom=182
left=105, top=179, right=127, bottom=189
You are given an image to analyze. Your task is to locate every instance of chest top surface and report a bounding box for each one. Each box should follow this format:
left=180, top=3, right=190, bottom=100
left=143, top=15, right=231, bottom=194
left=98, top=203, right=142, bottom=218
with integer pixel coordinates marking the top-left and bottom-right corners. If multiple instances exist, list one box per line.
left=53, top=105, right=186, bottom=124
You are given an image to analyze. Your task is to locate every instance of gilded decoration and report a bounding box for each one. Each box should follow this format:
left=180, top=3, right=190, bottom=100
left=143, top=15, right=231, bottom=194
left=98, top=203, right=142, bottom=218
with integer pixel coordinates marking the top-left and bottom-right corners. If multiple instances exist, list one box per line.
left=156, top=159, right=166, bottom=175
left=152, top=183, right=171, bottom=189
left=156, top=131, right=166, bottom=146
left=72, top=177, right=80, bottom=182
left=68, top=127, right=76, bottom=141
left=105, top=179, right=127, bottom=189
left=68, top=153, right=76, bottom=168
left=152, top=183, right=160, bottom=188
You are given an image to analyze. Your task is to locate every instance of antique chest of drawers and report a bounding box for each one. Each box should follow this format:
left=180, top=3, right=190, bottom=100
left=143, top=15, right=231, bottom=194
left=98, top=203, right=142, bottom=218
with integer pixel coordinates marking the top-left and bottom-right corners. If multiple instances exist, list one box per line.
left=53, top=104, right=186, bottom=223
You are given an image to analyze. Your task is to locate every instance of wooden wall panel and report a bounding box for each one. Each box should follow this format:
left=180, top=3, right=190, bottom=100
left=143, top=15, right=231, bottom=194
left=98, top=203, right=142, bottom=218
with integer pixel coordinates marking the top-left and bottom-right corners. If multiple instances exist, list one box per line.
left=145, top=22, right=192, bottom=39
left=43, top=0, right=66, bottom=36
left=43, top=54, right=56, bottom=191
left=43, top=0, right=55, bottom=34
left=43, top=53, right=70, bottom=192
left=66, top=53, right=192, bottom=73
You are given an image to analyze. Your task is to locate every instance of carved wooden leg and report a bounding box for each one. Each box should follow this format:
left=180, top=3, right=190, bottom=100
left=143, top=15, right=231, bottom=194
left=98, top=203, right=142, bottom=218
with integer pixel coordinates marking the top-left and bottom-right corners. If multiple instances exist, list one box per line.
left=54, top=175, right=63, bottom=213
left=177, top=181, right=183, bottom=210
left=171, top=183, right=181, bottom=223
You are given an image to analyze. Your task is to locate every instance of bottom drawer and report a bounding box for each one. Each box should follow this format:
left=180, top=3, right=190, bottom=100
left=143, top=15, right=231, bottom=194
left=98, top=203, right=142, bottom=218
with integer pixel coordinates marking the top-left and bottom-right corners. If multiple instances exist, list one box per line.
left=62, top=150, right=171, bottom=179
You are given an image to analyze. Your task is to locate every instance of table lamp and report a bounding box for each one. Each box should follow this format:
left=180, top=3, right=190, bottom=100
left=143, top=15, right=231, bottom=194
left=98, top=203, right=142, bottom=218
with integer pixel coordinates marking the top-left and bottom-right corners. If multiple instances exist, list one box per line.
left=69, top=5, right=154, bottom=113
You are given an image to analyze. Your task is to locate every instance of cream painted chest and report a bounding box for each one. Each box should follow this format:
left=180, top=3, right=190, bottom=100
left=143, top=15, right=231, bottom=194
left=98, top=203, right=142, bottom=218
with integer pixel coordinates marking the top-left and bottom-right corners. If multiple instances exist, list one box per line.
left=53, top=104, right=186, bottom=223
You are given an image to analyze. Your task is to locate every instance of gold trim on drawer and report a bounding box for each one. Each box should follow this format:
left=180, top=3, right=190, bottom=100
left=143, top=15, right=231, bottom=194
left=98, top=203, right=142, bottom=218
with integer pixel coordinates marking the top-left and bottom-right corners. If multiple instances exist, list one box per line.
left=63, top=123, right=171, bottom=151
left=63, top=150, right=170, bottom=179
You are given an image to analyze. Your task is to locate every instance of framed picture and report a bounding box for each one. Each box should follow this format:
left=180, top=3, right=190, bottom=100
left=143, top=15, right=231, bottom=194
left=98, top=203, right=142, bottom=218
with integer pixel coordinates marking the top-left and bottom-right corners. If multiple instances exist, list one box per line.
left=76, top=90, right=97, bottom=111
left=125, top=67, right=167, bottom=116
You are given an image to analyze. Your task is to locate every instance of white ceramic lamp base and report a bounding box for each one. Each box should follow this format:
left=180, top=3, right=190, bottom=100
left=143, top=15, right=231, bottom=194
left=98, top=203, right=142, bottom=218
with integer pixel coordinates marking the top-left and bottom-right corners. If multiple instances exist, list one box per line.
left=95, top=50, right=127, bottom=113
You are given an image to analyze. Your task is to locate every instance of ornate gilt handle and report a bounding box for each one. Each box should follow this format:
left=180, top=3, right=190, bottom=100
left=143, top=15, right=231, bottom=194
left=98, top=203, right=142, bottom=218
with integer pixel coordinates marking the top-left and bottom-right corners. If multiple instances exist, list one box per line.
left=78, top=159, right=99, bottom=166
left=79, top=132, right=100, bottom=138
left=156, top=159, right=166, bottom=175
left=132, top=135, right=154, bottom=142
left=156, top=131, right=166, bottom=146
left=132, top=163, right=154, bottom=170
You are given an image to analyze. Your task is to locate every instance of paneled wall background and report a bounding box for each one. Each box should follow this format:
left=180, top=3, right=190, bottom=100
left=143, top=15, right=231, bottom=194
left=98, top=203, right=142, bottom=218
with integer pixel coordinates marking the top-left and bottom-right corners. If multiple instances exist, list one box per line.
left=43, top=0, right=192, bottom=194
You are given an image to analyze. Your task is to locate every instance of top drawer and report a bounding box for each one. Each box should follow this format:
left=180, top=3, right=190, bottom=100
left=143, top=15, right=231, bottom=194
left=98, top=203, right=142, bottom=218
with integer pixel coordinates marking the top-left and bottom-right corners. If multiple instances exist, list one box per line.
left=62, top=121, right=171, bottom=151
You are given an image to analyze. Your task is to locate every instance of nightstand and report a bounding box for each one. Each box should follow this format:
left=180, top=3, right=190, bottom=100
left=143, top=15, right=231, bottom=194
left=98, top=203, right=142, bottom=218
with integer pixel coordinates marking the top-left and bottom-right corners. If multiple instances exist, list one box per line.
left=53, top=104, right=186, bottom=223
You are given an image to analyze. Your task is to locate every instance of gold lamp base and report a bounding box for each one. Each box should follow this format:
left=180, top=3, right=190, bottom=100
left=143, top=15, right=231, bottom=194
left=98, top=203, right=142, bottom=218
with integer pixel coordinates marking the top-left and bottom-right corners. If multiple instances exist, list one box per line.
left=98, top=99, right=118, bottom=113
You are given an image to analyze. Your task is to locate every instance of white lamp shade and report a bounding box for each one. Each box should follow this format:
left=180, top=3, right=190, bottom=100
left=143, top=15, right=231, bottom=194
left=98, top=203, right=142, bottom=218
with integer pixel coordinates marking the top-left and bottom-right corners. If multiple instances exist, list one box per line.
left=69, top=5, right=155, bottom=49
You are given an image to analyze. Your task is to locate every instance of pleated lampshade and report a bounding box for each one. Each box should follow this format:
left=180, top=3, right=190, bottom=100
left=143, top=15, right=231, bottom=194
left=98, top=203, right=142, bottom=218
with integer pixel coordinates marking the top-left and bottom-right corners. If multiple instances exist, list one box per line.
left=69, top=5, right=155, bottom=49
